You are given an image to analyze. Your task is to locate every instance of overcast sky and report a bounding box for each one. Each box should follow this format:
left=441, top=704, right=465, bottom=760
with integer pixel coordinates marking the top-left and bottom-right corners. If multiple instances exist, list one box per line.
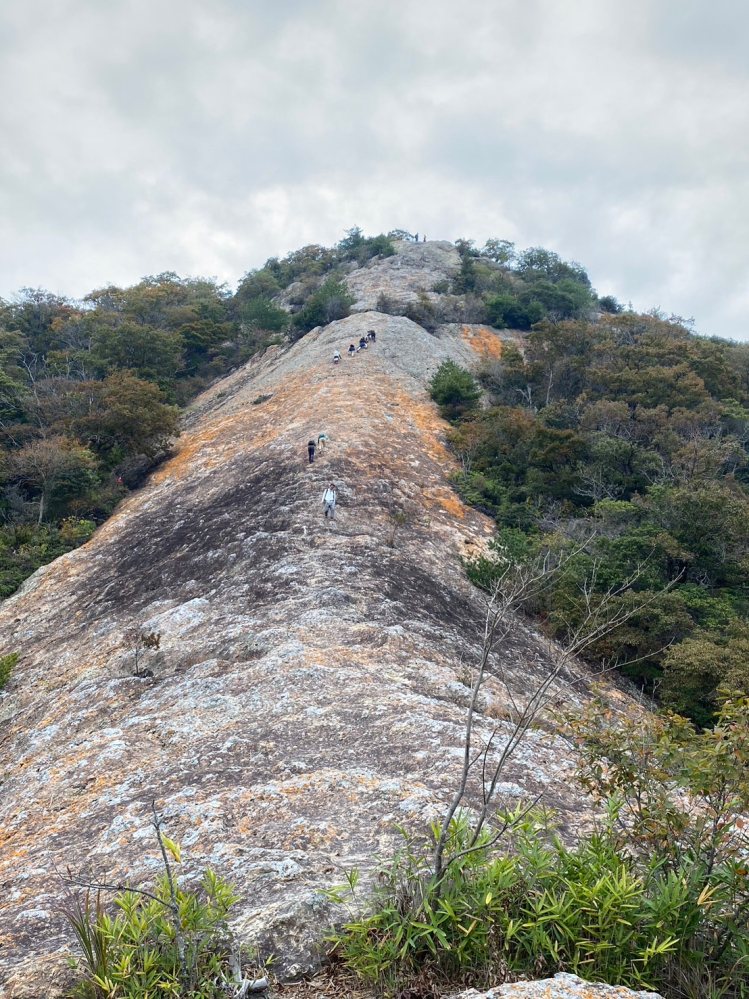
left=1, top=0, right=748, bottom=338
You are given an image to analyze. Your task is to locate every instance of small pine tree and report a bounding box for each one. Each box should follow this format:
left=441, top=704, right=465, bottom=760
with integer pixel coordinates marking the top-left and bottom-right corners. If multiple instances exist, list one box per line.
left=429, top=361, right=481, bottom=420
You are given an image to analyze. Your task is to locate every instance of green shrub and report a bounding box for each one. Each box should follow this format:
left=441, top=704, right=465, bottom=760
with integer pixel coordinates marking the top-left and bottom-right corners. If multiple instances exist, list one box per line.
left=514, top=246, right=591, bottom=287
left=523, top=278, right=593, bottom=320
left=0, top=652, right=18, bottom=690
left=0, top=520, right=96, bottom=599
left=64, top=868, right=238, bottom=998
left=337, top=227, right=395, bottom=264
left=429, top=361, right=481, bottom=420
left=327, top=811, right=681, bottom=996
left=239, top=295, right=289, bottom=333
left=291, top=277, right=355, bottom=336
left=402, top=293, right=441, bottom=333
left=599, top=294, right=623, bottom=313
left=660, top=623, right=749, bottom=725
left=483, top=293, right=545, bottom=329
left=234, top=266, right=281, bottom=302
left=452, top=247, right=478, bottom=294
left=327, top=695, right=749, bottom=998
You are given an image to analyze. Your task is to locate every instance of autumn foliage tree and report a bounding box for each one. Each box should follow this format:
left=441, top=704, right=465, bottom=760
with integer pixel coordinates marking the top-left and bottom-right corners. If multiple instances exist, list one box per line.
left=445, top=311, right=749, bottom=724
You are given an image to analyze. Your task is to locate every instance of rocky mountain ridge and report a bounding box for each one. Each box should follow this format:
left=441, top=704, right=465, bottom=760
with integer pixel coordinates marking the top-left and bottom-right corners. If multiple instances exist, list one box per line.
left=346, top=239, right=461, bottom=311
left=0, top=305, right=617, bottom=996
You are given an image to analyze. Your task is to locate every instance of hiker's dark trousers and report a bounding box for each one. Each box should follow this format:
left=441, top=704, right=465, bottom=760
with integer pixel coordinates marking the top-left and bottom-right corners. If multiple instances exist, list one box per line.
left=308, top=449, right=315, bottom=463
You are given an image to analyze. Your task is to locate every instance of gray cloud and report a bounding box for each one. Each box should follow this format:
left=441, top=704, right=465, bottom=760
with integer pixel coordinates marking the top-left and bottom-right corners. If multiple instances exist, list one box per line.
left=1, top=0, right=748, bottom=337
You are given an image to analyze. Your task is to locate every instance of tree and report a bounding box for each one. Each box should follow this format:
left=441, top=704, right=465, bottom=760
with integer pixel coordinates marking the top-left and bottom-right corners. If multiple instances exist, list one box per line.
left=661, top=623, right=749, bottom=725
left=238, top=296, right=289, bottom=334
left=645, top=484, right=749, bottom=587
left=429, top=361, right=481, bottom=420
left=453, top=245, right=478, bottom=294
left=234, top=267, right=281, bottom=303
left=483, top=293, right=545, bottom=330
left=71, top=372, right=179, bottom=461
left=337, top=227, right=394, bottom=264
left=90, top=322, right=183, bottom=383
left=0, top=329, right=28, bottom=420
left=514, top=247, right=591, bottom=287
left=291, top=277, right=354, bottom=335
left=176, top=319, right=235, bottom=373
left=10, top=437, right=97, bottom=524
left=2, top=288, right=74, bottom=353
left=599, top=294, right=623, bottom=313
left=523, top=278, right=593, bottom=321
left=480, top=238, right=516, bottom=264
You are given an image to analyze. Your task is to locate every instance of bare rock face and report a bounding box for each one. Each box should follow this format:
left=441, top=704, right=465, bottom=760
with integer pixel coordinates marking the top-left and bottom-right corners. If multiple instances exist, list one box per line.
left=346, top=239, right=460, bottom=311
left=449, top=973, right=662, bottom=999
left=1, top=312, right=601, bottom=991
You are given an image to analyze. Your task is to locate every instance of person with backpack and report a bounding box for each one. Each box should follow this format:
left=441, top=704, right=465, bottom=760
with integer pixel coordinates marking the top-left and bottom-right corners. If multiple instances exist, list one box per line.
left=358, top=336, right=368, bottom=351
left=367, top=330, right=376, bottom=343
left=322, top=483, right=337, bottom=520
left=333, top=350, right=341, bottom=364
left=307, top=439, right=316, bottom=463
left=348, top=343, right=356, bottom=357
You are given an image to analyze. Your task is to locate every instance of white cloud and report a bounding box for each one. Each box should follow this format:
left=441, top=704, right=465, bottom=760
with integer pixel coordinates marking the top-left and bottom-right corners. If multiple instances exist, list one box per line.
left=1, top=0, right=748, bottom=337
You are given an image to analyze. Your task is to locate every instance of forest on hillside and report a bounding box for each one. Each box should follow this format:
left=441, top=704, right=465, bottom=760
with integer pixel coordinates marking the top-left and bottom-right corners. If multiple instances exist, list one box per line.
left=432, top=310, right=749, bottom=726
left=0, top=228, right=602, bottom=593
left=1, top=228, right=747, bottom=722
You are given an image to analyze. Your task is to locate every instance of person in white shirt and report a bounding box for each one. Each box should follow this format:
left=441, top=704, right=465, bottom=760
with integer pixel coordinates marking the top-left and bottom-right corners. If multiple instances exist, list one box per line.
left=322, top=483, right=337, bottom=520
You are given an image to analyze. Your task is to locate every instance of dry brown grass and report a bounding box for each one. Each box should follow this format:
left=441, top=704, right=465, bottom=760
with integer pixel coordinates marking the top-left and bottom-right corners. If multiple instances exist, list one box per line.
left=275, top=967, right=374, bottom=999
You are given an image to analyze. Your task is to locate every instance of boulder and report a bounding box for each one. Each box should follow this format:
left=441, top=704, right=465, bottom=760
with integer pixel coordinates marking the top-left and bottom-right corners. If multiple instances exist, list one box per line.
left=449, top=973, right=662, bottom=999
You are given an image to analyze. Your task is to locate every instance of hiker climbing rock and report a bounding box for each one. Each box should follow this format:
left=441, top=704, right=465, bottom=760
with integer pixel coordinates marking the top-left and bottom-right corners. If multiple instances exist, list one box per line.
left=333, top=350, right=341, bottom=364
left=322, top=483, right=337, bottom=520
left=357, top=336, right=368, bottom=351
left=367, top=330, right=376, bottom=343
left=348, top=343, right=356, bottom=357
left=317, top=433, right=326, bottom=450
left=307, top=439, right=316, bottom=463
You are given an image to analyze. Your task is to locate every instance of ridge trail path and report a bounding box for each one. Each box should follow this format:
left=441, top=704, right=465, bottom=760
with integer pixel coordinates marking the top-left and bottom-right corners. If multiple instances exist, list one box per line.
left=1, top=313, right=604, bottom=995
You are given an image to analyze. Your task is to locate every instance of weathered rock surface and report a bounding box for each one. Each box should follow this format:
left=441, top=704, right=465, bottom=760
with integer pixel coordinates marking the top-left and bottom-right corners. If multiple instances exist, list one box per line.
left=346, top=239, right=461, bottom=311
left=450, top=973, right=662, bottom=999
left=0, top=311, right=609, bottom=992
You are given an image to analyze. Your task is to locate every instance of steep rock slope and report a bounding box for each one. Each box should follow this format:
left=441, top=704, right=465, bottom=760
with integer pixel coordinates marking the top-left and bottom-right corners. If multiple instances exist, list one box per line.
left=1, top=313, right=598, bottom=992
left=346, top=239, right=460, bottom=310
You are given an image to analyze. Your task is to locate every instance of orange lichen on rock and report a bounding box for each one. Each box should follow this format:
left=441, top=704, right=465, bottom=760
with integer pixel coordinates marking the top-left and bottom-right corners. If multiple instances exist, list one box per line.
left=460, top=324, right=505, bottom=360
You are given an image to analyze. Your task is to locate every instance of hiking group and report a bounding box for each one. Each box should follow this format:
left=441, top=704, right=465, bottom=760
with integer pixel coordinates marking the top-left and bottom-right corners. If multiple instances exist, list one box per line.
left=340, top=329, right=375, bottom=362
left=306, top=330, right=379, bottom=520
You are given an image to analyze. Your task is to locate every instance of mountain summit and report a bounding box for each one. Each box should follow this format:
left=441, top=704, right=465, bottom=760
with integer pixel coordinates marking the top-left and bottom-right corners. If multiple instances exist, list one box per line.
left=1, top=296, right=602, bottom=991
